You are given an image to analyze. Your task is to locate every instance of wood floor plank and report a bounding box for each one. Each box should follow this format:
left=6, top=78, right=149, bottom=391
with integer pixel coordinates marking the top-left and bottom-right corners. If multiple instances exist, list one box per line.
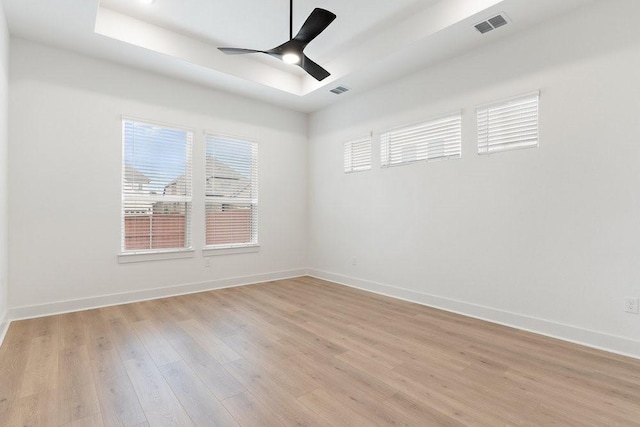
left=160, top=360, right=239, bottom=427
left=168, top=335, right=245, bottom=400
left=19, top=334, right=59, bottom=398
left=58, top=311, right=87, bottom=350
left=299, top=317, right=405, bottom=369
left=82, top=309, right=115, bottom=353
left=108, top=317, right=149, bottom=362
left=221, top=392, right=287, bottom=427
left=30, top=315, right=60, bottom=338
left=130, top=320, right=182, bottom=367
left=178, top=319, right=242, bottom=364
left=88, top=347, right=129, bottom=383
left=1, top=276, right=639, bottom=426
left=7, top=390, right=58, bottom=427
left=118, top=302, right=150, bottom=324
left=223, top=358, right=325, bottom=426
left=65, top=412, right=105, bottom=427
left=57, top=345, right=102, bottom=424
left=123, top=355, right=194, bottom=426
left=364, top=359, right=504, bottom=425
left=222, top=291, right=347, bottom=358
left=183, top=294, right=250, bottom=338
left=393, top=360, right=533, bottom=425
left=235, top=351, right=323, bottom=398
left=93, top=373, right=148, bottom=427
left=382, top=392, right=467, bottom=427
left=297, top=388, right=375, bottom=426
left=56, top=381, right=102, bottom=425
left=221, top=327, right=295, bottom=363
left=64, top=414, right=104, bottom=427
left=0, top=320, right=32, bottom=423
left=520, top=402, right=600, bottom=427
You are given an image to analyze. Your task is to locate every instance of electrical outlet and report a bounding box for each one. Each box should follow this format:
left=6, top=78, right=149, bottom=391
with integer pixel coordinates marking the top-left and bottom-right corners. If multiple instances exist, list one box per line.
left=624, top=297, right=639, bottom=314
left=204, top=258, right=212, bottom=268
left=351, top=257, right=357, bottom=266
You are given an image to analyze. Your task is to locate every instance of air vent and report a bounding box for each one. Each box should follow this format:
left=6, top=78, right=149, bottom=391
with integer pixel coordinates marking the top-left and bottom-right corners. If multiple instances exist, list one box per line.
left=330, top=86, right=350, bottom=95
left=474, top=13, right=510, bottom=34
left=488, top=15, right=508, bottom=29
left=474, top=21, right=493, bottom=34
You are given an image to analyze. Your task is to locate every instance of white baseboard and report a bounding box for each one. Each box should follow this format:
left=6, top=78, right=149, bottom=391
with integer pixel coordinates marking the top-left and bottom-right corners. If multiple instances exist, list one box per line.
left=0, top=310, right=9, bottom=349
left=8, top=269, right=307, bottom=321
left=308, top=269, right=640, bottom=360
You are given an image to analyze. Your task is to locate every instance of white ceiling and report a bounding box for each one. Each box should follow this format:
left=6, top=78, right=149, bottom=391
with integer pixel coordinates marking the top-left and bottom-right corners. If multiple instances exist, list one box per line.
left=3, top=0, right=594, bottom=112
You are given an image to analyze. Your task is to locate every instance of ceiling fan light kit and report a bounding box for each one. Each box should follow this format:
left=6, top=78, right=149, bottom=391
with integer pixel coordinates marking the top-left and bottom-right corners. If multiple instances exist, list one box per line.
left=282, top=53, right=300, bottom=64
left=218, top=0, right=336, bottom=81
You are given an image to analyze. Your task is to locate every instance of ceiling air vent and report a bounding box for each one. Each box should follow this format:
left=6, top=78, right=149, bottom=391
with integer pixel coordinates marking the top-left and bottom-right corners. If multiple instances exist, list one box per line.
left=330, top=86, right=350, bottom=95
left=474, top=13, right=510, bottom=34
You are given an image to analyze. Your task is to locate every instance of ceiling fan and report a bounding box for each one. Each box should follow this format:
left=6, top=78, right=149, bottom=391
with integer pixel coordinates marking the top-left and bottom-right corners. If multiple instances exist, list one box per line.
left=218, top=0, right=336, bottom=81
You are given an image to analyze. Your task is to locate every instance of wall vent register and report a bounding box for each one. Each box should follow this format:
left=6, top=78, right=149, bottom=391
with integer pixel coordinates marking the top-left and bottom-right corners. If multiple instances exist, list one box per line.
left=330, top=86, right=350, bottom=95
left=474, top=13, right=509, bottom=34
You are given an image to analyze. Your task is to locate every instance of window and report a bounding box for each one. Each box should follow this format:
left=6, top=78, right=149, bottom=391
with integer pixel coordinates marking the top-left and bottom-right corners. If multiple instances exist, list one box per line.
left=477, top=91, right=539, bottom=154
left=122, top=119, right=192, bottom=253
left=381, top=113, right=462, bottom=167
left=205, top=134, right=258, bottom=248
left=344, top=137, right=372, bottom=173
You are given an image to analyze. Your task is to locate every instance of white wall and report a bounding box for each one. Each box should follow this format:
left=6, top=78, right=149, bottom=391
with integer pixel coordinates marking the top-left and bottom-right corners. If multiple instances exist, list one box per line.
left=0, top=0, right=8, bottom=336
left=308, top=0, right=640, bottom=357
left=8, top=39, right=308, bottom=316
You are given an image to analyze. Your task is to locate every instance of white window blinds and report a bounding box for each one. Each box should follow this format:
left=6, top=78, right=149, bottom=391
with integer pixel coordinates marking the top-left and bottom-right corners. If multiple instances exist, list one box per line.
left=381, top=113, right=462, bottom=167
left=205, top=134, right=258, bottom=248
left=477, top=91, right=539, bottom=154
left=344, top=137, right=372, bottom=173
left=122, top=119, right=193, bottom=253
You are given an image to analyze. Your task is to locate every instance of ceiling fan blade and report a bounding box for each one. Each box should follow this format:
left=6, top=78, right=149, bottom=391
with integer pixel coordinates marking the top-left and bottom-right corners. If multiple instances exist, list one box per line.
left=292, top=8, right=336, bottom=46
left=218, top=47, right=265, bottom=55
left=300, top=55, right=330, bottom=81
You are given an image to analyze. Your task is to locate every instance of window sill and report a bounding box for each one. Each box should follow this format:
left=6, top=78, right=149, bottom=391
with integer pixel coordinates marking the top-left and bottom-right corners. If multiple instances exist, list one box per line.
left=203, top=244, right=260, bottom=257
left=118, top=249, right=195, bottom=264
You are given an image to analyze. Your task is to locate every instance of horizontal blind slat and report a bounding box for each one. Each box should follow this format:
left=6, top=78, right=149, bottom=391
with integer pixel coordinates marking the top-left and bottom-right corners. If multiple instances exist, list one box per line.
left=381, top=114, right=461, bottom=167
left=477, top=93, right=539, bottom=155
left=345, top=137, right=372, bottom=173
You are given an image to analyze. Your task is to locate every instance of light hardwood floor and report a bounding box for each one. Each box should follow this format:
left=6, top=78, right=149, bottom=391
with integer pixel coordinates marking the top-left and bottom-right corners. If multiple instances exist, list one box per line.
left=0, top=276, right=639, bottom=426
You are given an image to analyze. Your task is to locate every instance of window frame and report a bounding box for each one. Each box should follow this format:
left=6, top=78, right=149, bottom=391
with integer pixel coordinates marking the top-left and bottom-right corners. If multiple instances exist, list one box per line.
left=119, top=116, right=194, bottom=261
left=477, top=90, right=540, bottom=155
left=344, top=136, right=372, bottom=173
left=203, top=132, right=259, bottom=254
left=380, top=112, right=462, bottom=168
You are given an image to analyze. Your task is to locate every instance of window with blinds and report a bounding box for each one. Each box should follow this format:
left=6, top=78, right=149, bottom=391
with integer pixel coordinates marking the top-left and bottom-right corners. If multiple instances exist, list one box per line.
left=205, top=134, right=258, bottom=248
left=344, top=137, right=372, bottom=173
left=477, top=91, right=539, bottom=154
left=122, top=119, right=193, bottom=253
left=381, top=113, right=462, bottom=167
